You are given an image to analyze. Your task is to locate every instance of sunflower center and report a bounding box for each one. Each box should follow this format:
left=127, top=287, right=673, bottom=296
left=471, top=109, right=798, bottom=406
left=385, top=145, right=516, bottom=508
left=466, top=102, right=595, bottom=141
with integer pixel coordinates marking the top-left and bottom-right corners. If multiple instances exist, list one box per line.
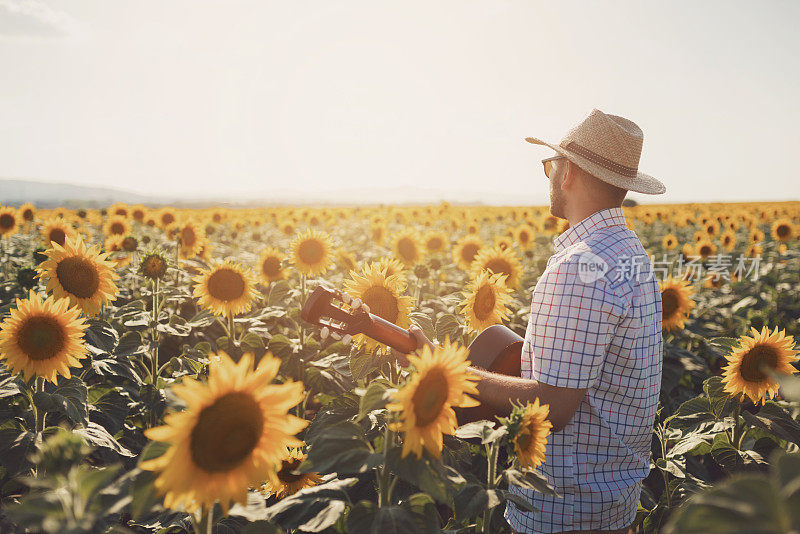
left=207, top=268, right=246, bottom=302
left=699, top=245, right=712, bottom=257
left=361, top=285, right=399, bottom=323
left=427, top=237, right=443, bottom=250
left=461, top=243, right=480, bottom=263
left=0, top=213, right=15, bottom=230
left=484, top=258, right=511, bottom=279
left=739, top=345, right=780, bottom=383
left=142, top=255, right=167, bottom=278
left=777, top=225, right=790, bottom=239
left=181, top=227, right=197, bottom=247
left=49, top=229, right=67, bottom=246
left=190, top=391, right=264, bottom=473
left=474, top=285, right=496, bottom=321
left=277, top=457, right=304, bottom=483
left=17, top=315, right=66, bottom=361
left=515, top=429, right=532, bottom=452
left=161, top=213, right=175, bottom=226
left=412, top=367, right=449, bottom=427
left=661, top=288, right=679, bottom=320
left=22, top=209, right=34, bottom=221
left=56, top=256, right=100, bottom=299
left=297, top=240, right=324, bottom=264
left=519, top=231, right=530, bottom=244
left=398, top=238, right=417, bottom=261
left=110, top=222, right=125, bottom=235
left=262, top=256, right=282, bottom=277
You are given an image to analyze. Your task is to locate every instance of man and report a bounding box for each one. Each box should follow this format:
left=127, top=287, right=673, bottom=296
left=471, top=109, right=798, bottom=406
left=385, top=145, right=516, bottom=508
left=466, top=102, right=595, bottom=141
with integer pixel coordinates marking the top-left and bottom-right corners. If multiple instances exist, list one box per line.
left=401, top=109, right=664, bottom=533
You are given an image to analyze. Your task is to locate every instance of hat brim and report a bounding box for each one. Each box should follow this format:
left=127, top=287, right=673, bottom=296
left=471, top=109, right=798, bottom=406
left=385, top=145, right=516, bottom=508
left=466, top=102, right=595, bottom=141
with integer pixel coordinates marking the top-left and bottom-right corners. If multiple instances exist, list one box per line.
left=525, top=137, right=666, bottom=195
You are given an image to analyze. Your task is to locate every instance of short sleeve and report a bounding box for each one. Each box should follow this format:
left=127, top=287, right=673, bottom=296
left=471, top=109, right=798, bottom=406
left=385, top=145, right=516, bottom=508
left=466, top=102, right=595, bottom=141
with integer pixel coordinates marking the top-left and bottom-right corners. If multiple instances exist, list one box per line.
left=526, top=255, right=624, bottom=389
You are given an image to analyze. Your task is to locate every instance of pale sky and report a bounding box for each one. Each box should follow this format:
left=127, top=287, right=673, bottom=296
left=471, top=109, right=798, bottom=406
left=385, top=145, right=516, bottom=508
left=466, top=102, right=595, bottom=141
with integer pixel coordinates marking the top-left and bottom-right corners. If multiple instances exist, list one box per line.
left=1, top=0, right=798, bottom=204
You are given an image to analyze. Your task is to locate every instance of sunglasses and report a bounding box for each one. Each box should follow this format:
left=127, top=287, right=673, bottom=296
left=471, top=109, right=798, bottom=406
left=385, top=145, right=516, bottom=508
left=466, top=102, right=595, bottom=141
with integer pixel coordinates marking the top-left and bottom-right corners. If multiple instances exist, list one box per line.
left=542, top=155, right=566, bottom=179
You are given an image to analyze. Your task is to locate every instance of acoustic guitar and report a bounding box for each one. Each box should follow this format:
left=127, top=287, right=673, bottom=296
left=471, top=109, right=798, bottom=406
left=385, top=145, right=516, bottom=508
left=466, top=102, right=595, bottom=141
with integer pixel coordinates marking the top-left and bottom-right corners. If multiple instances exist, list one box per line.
left=300, top=284, right=524, bottom=424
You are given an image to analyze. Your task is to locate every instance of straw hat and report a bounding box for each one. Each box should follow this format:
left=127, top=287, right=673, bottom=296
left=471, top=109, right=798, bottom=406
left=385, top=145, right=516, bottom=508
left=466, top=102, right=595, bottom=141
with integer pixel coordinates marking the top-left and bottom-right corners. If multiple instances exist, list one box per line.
left=525, top=108, right=665, bottom=195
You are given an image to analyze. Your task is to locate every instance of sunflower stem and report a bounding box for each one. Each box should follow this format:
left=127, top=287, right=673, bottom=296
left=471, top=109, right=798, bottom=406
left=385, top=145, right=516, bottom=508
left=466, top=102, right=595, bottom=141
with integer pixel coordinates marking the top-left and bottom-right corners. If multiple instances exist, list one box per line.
left=227, top=311, right=236, bottom=347
left=150, top=278, right=160, bottom=386
left=482, top=440, right=499, bottom=533
left=34, top=377, right=45, bottom=439
left=731, top=401, right=743, bottom=451
left=377, top=420, right=394, bottom=507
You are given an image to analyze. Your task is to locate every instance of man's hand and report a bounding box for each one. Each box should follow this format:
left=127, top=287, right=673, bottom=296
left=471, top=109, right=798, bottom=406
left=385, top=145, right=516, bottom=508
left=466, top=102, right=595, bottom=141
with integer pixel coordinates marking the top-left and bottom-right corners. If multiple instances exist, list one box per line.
left=391, top=324, right=435, bottom=367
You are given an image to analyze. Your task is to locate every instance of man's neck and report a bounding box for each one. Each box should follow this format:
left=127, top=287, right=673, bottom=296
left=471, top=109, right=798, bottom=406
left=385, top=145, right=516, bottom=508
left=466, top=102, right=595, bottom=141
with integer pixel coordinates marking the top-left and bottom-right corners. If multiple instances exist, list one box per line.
left=565, top=203, right=621, bottom=228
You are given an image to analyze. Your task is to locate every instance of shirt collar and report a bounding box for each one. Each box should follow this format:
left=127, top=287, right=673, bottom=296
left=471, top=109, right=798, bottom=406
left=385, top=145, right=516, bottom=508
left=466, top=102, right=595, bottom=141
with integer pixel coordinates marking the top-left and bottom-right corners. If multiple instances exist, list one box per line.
left=553, top=206, right=628, bottom=252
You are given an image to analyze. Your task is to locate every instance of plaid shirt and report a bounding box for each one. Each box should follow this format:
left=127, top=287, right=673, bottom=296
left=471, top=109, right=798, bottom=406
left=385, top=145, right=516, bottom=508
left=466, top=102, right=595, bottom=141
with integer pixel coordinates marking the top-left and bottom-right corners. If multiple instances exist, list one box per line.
left=505, top=207, right=663, bottom=533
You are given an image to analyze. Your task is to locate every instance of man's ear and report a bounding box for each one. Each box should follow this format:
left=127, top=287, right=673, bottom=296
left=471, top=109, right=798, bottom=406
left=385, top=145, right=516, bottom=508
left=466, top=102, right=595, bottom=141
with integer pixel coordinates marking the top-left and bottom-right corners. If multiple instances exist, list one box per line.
left=560, top=160, right=574, bottom=191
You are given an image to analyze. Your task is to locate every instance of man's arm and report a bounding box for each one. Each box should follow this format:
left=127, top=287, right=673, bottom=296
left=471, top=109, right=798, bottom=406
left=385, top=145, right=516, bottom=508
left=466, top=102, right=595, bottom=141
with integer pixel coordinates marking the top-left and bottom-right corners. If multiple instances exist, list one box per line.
left=465, top=365, right=587, bottom=432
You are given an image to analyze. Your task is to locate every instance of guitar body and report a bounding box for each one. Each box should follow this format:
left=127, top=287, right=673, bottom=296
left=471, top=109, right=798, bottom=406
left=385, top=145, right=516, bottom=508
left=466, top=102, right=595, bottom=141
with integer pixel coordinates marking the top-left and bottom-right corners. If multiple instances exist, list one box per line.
left=454, top=324, right=523, bottom=425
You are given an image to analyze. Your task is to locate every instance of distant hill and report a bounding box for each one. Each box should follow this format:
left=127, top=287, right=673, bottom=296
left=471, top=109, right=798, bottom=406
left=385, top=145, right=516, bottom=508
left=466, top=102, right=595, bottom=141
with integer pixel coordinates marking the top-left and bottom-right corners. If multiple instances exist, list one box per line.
left=0, top=179, right=152, bottom=207
left=0, top=178, right=559, bottom=207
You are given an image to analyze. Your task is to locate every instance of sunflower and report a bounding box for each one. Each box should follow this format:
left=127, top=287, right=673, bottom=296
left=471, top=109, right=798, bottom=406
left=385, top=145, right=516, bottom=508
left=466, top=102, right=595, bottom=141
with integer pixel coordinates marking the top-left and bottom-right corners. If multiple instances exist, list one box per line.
left=459, top=270, right=513, bottom=334
left=471, top=245, right=523, bottom=290
left=721, top=326, right=799, bottom=405
left=493, top=235, right=514, bottom=252
left=18, top=203, right=36, bottom=223
left=261, top=448, right=323, bottom=498
left=157, top=208, right=178, bottom=230
left=36, top=236, right=120, bottom=317
left=392, top=227, right=425, bottom=267
left=506, top=398, right=552, bottom=470
left=662, top=233, right=678, bottom=250
left=139, top=251, right=170, bottom=281
left=177, top=219, right=206, bottom=259
left=514, top=224, right=536, bottom=250
left=192, top=260, right=259, bottom=317
left=140, top=351, right=308, bottom=514
left=343, top=262, right=414, bottom=354
left=40, top=218, right=77, bottom=248
left=102, top=215, right=131, bottom=238
left=720, top=229, right=737, bottom=252
left=423, top=230, right=448, bottom=255
left=0, top=206, right=20, bottom=237
left=288, top=228, right=333, bottom=277
left=452, top=235, right=483, bottom=271
left=387, top=337, right=480, bottom=459
left=659, top=276, right=696, bottom=332
left=257, top=246, right=288, bottom=285
left=0, top=290, right=89, bottom=384
left=694, top=239, right=717, bottom=260
left=771, top=218, right=795, bottom=242
left=335, top=247, right=357, bottom=273
left=370, top=223, right=388, bottom=245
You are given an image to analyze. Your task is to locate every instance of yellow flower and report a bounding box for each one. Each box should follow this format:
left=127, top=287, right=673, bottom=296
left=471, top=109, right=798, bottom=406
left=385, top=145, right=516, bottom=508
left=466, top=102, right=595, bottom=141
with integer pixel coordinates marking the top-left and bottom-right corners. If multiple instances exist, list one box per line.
left=459, top=270, right=513, bottom=334
left=514, top=224, right=536, bottom=250
left=452, top=235, right=483, bottom=271
left=262, top=448, right=323, bottom=499
left=659, top=276, right=696, bottom=332
left=18, top=203, right=36, bottom=223
left=257, top=246, right=288, bottom=285
left=343, top=262, right=414, bottom=354
left=192, top=260, right=259, bottom=317
left=509, top=398, right=552, bottom=470
left=36, top=236, right=120, bottom=317
left=0, top=291, right=89, bottom=384
left=177, top=219, right=206, bottom=259
left=0, top=206, right=20, bottom=237
left=771, top=218, right=795, bottom=242
left=288, top=228, right=333, bottom=277
left=141, top=351, right=308, bottom=515
left=471, top=245, right=523, bottom=290
left=102, top=215, right=131, bottom=238
left=721, top=326, right=799, bottom=405
left=387, top=338, right=480, bottom=459
left=139, top=251, right=170, bottom=281
left=422, top=230, right=448, bottom=255
left=392, top=227, right=425, bottom=267
left=661, top=233, right=678, bottom=250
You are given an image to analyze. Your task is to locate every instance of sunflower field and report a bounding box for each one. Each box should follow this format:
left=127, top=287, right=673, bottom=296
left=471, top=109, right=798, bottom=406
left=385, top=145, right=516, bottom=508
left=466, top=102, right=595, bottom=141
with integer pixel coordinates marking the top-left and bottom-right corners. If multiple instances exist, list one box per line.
left=0, top=200, right=799, bottom=533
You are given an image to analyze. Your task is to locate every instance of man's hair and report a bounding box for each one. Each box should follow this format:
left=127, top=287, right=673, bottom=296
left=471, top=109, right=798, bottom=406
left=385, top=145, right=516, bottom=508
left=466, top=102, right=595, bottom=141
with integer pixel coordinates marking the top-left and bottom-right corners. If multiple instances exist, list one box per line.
left=567, top=159, right=627, bottom=205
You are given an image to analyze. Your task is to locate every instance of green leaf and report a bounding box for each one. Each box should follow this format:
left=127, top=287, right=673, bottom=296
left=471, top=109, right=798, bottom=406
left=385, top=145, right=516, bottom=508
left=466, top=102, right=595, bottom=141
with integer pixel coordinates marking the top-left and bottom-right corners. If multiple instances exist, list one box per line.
left=400, top=493, right=441, bottom=534
left=264, top=476, right=357, bottom=532
left=268, top=334, right=295, bottom=360
left=75, top=421, right=134, bottom=458
left=709, top=432, right=742, bottom=472
left=88, top=387, right=129, bottom=435
left=349, top=349, right=381, bottom=381
left=500, top=490, right=539, bottom=513
left=453, top=484, right=501, bottom=522
left=434, top=313, right=461, bottom=343
left=408, top=312, right=435, bottom=342
left=454, top=420, right=495, bottom=440
left=356, top=380, right=395, bottom=422
left=268, top=280, right=292, bottom=307
left=387, top=447, right=466, bottom=504
left=241, top=331, right=266, bottom=352
left=299, top=421, right=382, bottom=476
left=346, top=501, right=419, bottom=534
left=741, top=401, right=800, bottom=446
left=503, top=468, right=560, bottom=497
left=36, top=377, right=89, bottom=425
